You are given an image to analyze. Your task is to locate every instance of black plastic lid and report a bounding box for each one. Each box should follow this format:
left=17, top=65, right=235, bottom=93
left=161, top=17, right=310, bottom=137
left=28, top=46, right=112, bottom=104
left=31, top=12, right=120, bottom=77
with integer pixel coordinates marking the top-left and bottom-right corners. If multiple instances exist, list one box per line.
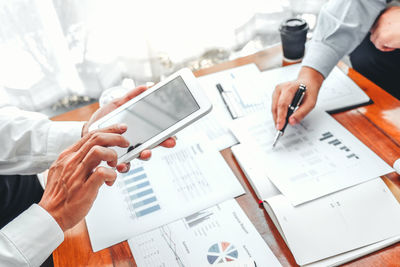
left=280, top=18, right=308, bottom=32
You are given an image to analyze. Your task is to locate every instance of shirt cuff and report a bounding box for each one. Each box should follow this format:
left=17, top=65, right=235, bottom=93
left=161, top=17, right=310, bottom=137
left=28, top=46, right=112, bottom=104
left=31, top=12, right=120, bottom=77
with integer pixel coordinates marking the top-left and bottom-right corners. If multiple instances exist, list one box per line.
left=301, top=40, right=342, bottom=78
left=0, top=204, right=64, bottom=267
left=47, top=121, right=85, bottom=156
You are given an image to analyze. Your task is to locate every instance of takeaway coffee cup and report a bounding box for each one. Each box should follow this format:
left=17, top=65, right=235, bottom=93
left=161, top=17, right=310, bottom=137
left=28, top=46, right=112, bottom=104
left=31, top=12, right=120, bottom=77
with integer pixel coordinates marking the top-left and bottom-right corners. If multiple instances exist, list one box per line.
left=279, top=18, right=309, bottom=61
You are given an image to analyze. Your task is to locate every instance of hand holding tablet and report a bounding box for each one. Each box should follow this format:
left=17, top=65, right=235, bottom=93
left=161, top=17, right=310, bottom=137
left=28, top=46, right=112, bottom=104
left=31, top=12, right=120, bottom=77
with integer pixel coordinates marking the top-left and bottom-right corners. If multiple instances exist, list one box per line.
left=89, top=68, right=212, bottom=164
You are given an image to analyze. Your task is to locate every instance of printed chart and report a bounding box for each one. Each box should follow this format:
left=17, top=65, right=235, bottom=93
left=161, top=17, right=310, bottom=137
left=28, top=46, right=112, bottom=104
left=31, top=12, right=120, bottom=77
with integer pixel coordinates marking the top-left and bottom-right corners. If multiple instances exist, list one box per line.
left=119, top=166, right=161, bottom=219
left=207, top=242, right=239, bottom=264
left=129, top=199, right=281, bottom=267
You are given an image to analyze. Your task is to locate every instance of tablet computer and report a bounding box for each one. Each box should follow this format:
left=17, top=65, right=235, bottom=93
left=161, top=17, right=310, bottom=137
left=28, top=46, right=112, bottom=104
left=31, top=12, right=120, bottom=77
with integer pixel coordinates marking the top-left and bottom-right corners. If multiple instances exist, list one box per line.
left=89, top=68, right=212, bottom=164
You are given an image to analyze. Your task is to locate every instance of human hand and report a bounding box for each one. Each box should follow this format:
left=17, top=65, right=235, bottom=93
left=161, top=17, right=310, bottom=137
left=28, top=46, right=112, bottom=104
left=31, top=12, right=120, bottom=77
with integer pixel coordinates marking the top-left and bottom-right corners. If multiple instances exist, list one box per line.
left=82, top=85, right=176, bottom=172
left=39, top=124, right=130, bottom=232
left=271, top=66, right=324, bottom=130
left=370, top=6, right=400, bottom=52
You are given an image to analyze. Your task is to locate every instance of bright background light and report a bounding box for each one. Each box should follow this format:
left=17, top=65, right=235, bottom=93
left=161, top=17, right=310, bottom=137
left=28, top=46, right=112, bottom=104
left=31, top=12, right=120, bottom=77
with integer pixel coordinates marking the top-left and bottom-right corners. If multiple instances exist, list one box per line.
left=0, top=0, right=325, bottom=113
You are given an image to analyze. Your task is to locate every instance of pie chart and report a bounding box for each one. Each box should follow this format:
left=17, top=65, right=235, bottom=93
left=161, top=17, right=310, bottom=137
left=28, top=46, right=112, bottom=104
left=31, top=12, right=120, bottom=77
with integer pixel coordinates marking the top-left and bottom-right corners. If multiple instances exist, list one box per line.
left=207, top=241, right=239, bottom=264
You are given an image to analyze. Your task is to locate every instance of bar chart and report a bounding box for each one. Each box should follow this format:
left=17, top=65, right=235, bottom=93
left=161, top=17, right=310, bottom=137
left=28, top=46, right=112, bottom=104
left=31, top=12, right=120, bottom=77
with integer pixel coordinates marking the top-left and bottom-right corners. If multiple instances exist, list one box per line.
left=120, top=165, right=161, bottom=219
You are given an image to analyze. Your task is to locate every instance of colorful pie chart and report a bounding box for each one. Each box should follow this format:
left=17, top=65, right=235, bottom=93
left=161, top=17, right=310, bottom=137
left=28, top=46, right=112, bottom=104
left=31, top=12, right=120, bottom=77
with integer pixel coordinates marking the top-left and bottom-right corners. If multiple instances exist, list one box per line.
left=207, top=241, right=239, bottom=264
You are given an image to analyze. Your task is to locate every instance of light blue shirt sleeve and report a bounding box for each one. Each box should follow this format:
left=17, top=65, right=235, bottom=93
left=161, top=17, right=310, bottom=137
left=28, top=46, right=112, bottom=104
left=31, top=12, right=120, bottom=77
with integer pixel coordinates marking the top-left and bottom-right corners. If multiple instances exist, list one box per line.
left=301, top=0, right=387, bottom=78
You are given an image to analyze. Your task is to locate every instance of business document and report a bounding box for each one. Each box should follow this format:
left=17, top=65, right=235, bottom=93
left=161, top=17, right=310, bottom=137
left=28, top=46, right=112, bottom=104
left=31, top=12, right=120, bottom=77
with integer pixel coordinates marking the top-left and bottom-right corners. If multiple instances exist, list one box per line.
left=128, top=199, right=282, bottom=267
left=86, top=136, right=244, bottom=252
left=232, top=144, right=400, bottom=266
left=230, top=109, right=393, bottom=205
left=265, top=178, right=400, bottom=265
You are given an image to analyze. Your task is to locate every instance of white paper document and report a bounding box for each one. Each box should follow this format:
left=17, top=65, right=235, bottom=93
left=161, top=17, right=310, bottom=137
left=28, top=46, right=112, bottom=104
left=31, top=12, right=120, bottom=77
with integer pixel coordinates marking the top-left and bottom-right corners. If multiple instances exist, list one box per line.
left=213, top=259, right=256, bottom=267
left=265, top=178, right=400, bottom=265
left=178, top=64, right=262, bottom=151
left=232, top=142, right=400, bottom=266
left=231, top=144, right=281, bottom=201
left=230, top=109, right=393, bottom=205
left=303, top=235, right=400, bottom=267
left=86, top=138, right=244, bottom=252
left=259, top=64, right=371, bottom=112
left=128, top=199, right=282, bottom=267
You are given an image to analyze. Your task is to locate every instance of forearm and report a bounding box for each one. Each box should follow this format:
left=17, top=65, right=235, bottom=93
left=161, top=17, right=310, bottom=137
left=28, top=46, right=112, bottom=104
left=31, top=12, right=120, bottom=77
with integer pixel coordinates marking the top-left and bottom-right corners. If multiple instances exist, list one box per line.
left=302, top=0, right=387, bottom=78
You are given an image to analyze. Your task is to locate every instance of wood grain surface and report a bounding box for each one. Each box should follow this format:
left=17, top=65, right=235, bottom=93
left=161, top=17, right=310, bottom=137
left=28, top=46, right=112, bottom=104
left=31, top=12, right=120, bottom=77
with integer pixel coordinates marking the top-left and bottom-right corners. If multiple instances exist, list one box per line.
left=52, top=45, right=400, bottom=267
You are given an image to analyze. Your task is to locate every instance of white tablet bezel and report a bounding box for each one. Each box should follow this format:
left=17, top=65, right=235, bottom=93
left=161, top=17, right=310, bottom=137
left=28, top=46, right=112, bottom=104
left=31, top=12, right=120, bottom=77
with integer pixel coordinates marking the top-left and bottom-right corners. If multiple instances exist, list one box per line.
left=89, top=68, right=212, bottom=163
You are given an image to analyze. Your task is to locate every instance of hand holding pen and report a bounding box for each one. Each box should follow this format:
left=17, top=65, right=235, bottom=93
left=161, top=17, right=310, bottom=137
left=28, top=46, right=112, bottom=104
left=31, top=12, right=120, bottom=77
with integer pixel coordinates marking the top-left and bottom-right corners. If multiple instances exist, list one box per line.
left=271, top=66, right=324, bottom=136
left=272, top=84, right=306, bottom=147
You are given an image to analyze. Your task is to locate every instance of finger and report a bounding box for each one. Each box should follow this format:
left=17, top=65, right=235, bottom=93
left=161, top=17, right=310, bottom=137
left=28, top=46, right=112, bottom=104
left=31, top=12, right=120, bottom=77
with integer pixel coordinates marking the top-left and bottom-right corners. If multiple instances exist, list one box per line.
left=271, top=86, right=282, bottom=125
left=80, top=146, right=119, bottom=177
left=139, top=150, right=151, bottom=160
left=159, top=137, right=176, bottom=148
left=85, top=167, right=117, bottom=196
left=374, top=40, right=388, bottom=52
left=114, top=86, right=147, bottom=107
left=289, top=96, right=316, bottom=124
left=370, top=32, right=390, bottom=52
left=76, top=132, right=129, bottom=162
left=276, top=87, right=297, bottom=130
left=370, top=31, right=378, bottom=46
left=116, top=162, right=130, bottom=173
left=69, top=123, right=128, bottom=153
left=380, top=46, right=395, bottom=52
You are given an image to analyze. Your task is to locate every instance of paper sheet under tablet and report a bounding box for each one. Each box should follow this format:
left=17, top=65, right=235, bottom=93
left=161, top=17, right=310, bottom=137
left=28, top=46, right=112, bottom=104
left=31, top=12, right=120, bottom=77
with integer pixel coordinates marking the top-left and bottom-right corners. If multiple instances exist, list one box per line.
left=86, top=137, right=244, bottom=252
left=230, top=109, right=393, bottom=205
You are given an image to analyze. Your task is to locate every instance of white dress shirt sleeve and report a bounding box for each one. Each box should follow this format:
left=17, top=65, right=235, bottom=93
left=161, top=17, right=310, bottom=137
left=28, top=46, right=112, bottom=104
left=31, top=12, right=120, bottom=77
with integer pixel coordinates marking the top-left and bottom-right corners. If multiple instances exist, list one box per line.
left=0, top=107, right=87, bottom=266
left=0, top=107, right=85, bottom=175
left=301, top=0, right=387, bottom=78
left=0, top=205, right=64, bottom=267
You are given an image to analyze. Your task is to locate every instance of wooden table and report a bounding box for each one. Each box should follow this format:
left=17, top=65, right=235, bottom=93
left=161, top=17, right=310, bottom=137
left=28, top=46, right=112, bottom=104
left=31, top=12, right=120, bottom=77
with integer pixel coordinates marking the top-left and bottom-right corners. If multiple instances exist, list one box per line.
left=52, top=45, right=400, bottom=267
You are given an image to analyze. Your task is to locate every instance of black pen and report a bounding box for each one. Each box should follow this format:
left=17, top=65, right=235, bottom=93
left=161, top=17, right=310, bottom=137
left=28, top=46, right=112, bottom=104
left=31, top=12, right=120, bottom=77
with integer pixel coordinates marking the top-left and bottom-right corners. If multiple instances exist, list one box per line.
left=216, top=83, right=238, bottom=119
left=272, top=84, right=306, bottom=147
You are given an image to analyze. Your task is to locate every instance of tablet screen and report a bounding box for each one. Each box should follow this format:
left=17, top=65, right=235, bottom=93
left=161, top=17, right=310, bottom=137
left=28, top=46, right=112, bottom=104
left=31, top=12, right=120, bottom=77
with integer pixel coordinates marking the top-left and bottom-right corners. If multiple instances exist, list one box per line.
left=99, top=76, right=200, bottom=158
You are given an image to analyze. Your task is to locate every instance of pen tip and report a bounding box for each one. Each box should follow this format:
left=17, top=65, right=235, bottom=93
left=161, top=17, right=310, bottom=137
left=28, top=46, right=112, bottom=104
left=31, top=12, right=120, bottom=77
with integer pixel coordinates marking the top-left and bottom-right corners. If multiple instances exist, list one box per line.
left=272, top=131, right=281, bottom=148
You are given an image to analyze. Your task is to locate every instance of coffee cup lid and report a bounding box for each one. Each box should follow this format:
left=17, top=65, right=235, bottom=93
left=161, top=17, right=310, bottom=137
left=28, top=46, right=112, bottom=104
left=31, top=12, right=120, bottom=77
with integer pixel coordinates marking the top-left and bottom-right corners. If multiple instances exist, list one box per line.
left=280, top=18, right=308, bottom=32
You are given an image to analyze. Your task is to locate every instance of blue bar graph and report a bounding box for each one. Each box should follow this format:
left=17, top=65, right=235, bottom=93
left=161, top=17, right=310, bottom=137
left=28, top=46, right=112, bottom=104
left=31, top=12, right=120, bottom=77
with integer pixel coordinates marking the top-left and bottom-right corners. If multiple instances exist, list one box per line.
left=125, top=173, right=147, bottom=185
left=136, top=204, right=161, bottom=217
left=127, top=166, right=144, bottom=175
left=129, top=188, right=154, bottom=201
left=121, top=166, right=161, bottom=218
left=126, top=181, right=150, bottom=192
left=132, top=196, right=157, bottom=209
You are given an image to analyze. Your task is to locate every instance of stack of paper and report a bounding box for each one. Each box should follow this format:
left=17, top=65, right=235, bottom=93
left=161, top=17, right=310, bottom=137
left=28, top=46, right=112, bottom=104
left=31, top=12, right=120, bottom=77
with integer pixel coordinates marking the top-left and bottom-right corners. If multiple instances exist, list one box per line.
left=230, top=109, right=400, bottom=266
left=264, top=178, right=400, bottom=265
